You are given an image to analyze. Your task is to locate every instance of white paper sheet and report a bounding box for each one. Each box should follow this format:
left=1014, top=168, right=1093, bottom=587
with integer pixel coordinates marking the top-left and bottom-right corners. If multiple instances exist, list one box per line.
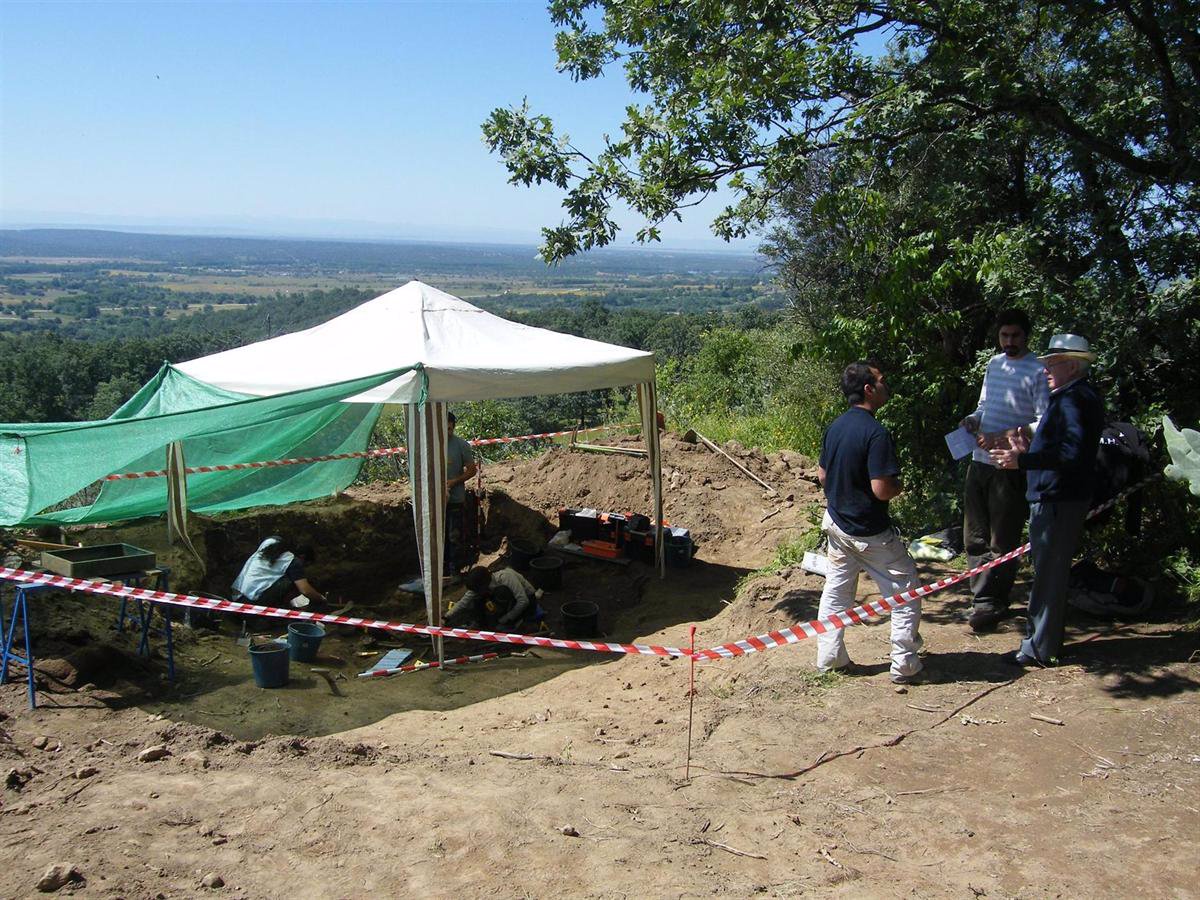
left=945, top=427, right=976, bottom=460
left=801, top=551, right=830, bottom=576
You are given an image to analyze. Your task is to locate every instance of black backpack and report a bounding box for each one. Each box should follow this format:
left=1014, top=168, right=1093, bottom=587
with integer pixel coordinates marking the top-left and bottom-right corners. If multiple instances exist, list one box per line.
left=1092, top=422, right=1154, bottom=534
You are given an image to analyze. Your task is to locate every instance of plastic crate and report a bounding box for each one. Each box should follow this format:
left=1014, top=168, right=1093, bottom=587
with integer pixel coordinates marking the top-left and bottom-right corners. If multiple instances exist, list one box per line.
left=40, top=543, right=156, bottom=579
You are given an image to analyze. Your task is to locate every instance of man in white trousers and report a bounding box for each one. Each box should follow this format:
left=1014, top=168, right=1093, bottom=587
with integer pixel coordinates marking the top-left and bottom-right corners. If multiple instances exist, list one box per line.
left=816, top=361, right=924, bottom=684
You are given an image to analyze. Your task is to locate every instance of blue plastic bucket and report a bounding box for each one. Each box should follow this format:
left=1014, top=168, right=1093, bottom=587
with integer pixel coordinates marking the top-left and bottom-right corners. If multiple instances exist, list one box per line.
left=287, top=622, right=326, bottom=662
left=248, top=643, right=289, bottom=688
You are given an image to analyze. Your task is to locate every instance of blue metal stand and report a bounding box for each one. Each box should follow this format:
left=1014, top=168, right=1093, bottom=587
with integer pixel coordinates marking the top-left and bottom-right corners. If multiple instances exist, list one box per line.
left=1, top=569, right=175, bottom=709
left=115, top=569, right=174, bottom=681
left=0, top=583, right=53, bottom=709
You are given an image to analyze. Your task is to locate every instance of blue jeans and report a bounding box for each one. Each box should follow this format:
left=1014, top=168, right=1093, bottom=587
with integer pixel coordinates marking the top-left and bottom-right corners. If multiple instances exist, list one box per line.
left=1021, top=500, right=1088, bottom=664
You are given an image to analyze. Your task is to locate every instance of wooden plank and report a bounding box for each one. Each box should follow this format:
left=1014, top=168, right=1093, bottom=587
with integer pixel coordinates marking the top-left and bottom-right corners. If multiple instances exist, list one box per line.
left=15, top=538, right=80, bottom=551
left=568, top=442, right=648, bottom=457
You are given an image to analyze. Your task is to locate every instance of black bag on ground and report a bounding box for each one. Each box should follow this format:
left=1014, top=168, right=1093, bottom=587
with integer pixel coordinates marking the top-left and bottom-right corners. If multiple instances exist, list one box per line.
left=1067, top=560, right=1154, bottom=619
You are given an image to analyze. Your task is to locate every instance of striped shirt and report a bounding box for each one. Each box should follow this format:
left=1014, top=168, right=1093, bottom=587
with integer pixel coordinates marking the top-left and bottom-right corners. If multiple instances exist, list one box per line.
left=970, top=352, right=1050, bottom=464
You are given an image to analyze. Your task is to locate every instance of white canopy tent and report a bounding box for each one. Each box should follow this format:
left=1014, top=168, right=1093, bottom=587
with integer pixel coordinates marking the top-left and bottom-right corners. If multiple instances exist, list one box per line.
left=176, top=281, right=664, bottom=660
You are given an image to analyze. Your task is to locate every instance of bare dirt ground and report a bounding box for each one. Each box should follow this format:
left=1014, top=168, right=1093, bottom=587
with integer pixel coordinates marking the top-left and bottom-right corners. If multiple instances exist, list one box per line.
left=2, top=434, right=1198, bottom=898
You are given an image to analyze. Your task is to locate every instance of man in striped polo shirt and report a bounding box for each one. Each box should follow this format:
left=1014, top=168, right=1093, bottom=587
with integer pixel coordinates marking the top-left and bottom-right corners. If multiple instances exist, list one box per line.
left=960, top=309, right=1049, bottom=632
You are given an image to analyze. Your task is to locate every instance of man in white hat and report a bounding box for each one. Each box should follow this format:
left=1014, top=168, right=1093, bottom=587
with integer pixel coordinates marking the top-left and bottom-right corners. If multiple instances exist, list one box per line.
left=990, top=334, right=1104, bottom=666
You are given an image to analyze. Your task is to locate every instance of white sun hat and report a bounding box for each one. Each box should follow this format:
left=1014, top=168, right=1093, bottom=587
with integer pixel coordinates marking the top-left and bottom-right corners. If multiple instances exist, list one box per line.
left=1038, top=333, right=1096, bottom=362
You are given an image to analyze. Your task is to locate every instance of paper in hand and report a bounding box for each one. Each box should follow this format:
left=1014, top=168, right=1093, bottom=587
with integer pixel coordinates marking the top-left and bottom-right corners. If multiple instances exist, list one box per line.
left=945, top=427, right=976, bottom=460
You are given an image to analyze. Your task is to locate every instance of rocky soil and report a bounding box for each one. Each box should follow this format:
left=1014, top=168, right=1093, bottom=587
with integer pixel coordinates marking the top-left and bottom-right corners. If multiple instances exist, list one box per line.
left=2, top=433, right=1197, bottom=897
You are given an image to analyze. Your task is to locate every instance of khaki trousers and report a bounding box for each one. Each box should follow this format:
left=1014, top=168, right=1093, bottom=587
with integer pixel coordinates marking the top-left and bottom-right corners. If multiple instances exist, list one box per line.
left=817, top=512, right=923, bottom=678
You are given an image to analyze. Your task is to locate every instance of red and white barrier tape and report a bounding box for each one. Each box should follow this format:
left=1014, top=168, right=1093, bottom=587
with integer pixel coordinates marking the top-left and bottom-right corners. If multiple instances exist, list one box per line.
left=0, top=566, right=688, bottom=657
left=104, top=447, right=408, bottom=481
left=692, top=475, right=1156, bottom=659
left=470, top=423, right=635, bottom=447
left=358, top=652, right=500, bottom=678
left=692, top=545, right=1025, bottom=659
left=1, top=477, right=1153, bottom=663
left=102, top=423, right=637, bottom=480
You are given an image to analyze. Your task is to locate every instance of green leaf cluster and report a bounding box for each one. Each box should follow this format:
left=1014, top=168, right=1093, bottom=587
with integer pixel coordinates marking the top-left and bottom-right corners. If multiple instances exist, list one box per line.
left=1164, top=415, right=1200, bottom=497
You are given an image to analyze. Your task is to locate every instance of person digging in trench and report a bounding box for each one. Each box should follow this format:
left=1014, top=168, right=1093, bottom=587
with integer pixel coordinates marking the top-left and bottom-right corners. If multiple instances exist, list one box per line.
left=445, top=566, right=548, bottom=632
left=816, top=361, right=925, bottom=685
left=231, top=536, right=333, bottom=611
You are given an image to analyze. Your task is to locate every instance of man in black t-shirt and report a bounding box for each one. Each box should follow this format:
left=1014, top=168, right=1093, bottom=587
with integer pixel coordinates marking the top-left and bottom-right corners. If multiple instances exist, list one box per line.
left=816, top=362, right=924, bottom=684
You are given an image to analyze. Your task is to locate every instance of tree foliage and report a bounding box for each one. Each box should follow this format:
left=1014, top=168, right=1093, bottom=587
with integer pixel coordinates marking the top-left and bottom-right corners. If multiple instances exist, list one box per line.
left=485, top=0, right=1200, bottom=529
left=484, top=0, right=1199, bottom=263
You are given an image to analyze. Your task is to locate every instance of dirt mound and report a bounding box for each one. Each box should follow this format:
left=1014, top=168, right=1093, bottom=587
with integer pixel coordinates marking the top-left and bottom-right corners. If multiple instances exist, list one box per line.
left=472, top=432, right=822, bottom=567
left=5, top=435, right=1198, bottom=897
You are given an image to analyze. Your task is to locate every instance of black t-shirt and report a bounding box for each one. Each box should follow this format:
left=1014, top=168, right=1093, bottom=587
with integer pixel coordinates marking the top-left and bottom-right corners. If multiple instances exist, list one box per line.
left=284, top=556, right=305, bottom=582
left=819, top=406, right=901, bottom=536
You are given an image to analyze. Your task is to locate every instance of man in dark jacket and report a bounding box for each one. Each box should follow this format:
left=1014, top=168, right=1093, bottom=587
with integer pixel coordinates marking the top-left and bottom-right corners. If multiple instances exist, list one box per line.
left=990, top=334, right=1105, bottom=666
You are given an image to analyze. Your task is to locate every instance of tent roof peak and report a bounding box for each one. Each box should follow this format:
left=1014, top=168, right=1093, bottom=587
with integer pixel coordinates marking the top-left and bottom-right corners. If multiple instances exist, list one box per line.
left=175, top=280, right=654, bottom=403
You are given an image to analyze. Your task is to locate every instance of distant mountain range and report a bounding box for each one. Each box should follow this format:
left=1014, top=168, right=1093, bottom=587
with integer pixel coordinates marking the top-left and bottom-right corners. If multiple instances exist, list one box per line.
left=0, top=228, right=765, bottom=277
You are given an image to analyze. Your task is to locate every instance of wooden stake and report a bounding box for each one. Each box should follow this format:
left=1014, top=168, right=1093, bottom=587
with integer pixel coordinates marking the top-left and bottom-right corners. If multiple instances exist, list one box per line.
left=685, top=625, right=697, bottom=780
left=693, top=431, right=778, bottom=495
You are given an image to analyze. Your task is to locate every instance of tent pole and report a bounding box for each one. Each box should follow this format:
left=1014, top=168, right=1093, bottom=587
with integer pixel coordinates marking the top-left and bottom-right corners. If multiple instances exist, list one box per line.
left=406, top=400, right=447, bottom=667
left=638, top=380, right=665, bottom=578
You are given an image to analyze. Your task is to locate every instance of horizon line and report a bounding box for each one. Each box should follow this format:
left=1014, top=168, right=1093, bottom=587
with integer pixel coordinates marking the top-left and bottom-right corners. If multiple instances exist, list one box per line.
left=0, top=220, right=761, bottom=258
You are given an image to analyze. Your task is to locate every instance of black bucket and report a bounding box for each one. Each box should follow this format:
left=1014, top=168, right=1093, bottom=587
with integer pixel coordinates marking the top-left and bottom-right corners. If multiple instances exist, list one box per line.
left=561, top=600, right=599, bottom=639
left=509, top=539, right=541, bottom=572
left=666, top=535, right=694, bottom=568
left=625, top=529, right=654, bottom=563
left=529, top=556, right=563, bottom=590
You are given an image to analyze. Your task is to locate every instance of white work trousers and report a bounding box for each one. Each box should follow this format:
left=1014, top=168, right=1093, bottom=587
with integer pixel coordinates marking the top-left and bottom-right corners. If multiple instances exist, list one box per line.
left=816, top=512, right=923, bottom=678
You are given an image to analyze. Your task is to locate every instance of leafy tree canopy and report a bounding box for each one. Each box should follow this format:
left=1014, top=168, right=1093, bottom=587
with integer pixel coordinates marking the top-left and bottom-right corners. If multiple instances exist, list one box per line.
left=483, top=0, right=1199, bottom=262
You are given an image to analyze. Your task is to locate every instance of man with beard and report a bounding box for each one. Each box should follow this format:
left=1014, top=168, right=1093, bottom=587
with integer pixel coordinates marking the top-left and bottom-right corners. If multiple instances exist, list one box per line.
left=959, top=310, right=1049, bottom=632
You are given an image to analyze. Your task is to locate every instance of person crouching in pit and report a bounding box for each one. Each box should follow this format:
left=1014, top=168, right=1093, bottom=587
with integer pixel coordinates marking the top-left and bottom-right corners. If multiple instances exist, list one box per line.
left=816, top=361, right=925, bottom=685
left=445, top=566, right=546, bottom=632
left=231, top=536, right=330, bottom=610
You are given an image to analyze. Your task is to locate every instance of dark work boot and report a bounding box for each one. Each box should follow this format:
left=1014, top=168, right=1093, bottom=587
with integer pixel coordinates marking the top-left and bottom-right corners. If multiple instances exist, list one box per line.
left=968, top=606, right=1003, bottom=633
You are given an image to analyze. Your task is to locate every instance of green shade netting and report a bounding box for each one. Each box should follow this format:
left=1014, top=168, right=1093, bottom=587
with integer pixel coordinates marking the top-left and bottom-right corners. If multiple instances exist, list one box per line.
left=0, top=365, right=410, bottom=526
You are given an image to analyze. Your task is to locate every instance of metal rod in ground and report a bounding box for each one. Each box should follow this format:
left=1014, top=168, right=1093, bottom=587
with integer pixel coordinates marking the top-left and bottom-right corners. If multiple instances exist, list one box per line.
left=359, top=651, right=500, bottom=678
left=686, top=624, right=697, bottom=780
left=693, top=430, right=778, bottom=495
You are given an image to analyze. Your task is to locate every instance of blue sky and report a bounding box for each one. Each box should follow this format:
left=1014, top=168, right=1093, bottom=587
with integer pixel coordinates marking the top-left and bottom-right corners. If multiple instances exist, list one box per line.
left=0, top=1, right=750, bottom=251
